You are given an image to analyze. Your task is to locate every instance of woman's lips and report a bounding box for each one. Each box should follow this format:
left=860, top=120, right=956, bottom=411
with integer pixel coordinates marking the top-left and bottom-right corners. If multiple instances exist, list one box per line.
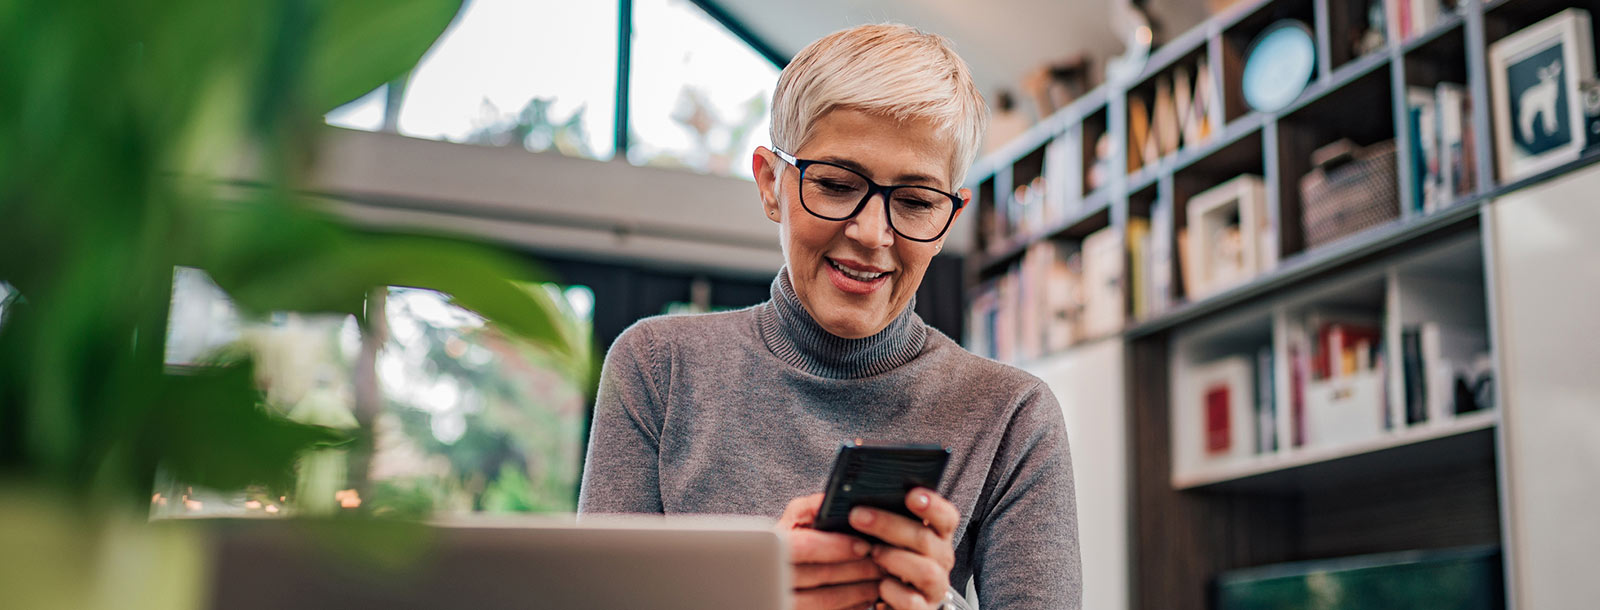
left=826, top=258, right=890, bottom=295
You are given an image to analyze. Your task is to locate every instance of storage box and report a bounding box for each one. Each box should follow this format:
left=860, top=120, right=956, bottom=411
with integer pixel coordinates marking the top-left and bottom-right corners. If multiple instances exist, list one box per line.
left=1299, top=139, right=1400, bottom=249
left=1303, top=368, right=1386, bottom=449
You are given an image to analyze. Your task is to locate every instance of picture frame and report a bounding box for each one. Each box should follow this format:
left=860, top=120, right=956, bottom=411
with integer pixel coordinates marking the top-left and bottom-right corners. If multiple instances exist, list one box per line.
left=1173, top=355, right=1256, bottom=477
left=1489, top=8, right=1596, bottom=183
left=1185, top=174, right=1268, bottom=300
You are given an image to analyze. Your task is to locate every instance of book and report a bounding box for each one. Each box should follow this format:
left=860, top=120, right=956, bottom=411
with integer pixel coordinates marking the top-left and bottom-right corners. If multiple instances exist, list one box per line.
left=1128, top=217, right=1151, bottom=318
left=1045, top=248, right=1083, bottom=352
left=1018, top=246, right=1043, bottom=362
left=1436, top=82, right=1466, bottom=208
left=1176, top=226, right=1195, bottom=302
left=1459, top=91, right=1478, bottom=197
left=1187, top=56, right=1214, bottom=146
left=1128, top=96, right=1151, bottom=174
left=1149, top=195, right=1174, bottom=316
left=1410, top=0, right=1440, bottom=37
left=1174, top=65, right=1194, bottom=148
left=1408, top=86, right=1440, bottom=213
left=1435, top=82, right=1473, bottom=204
left=1080, top=226, right=1126, bottom=339
left=1300, top=309, right=1381, bottom=380
left=1043, top=135, right=1084, bottom=223
left=1288, top=339, right=1308, bottom=448
left=1142, top=111, right=1162, bottom=169
left=1256, top=345, right=1278, bottom=454
left=1155, top=75, right=1181, bottom=157
left=1402, top=326, right=1428, bottom=425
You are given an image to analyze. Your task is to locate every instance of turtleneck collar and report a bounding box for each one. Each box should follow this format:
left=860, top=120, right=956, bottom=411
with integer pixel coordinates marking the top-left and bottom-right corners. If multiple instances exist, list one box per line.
left=756, top=268, right=927, bottom=379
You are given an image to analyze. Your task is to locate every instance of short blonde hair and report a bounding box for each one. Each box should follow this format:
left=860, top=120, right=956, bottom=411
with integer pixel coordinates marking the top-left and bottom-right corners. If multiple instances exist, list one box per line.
left=770, top=23, right=989, bottom=188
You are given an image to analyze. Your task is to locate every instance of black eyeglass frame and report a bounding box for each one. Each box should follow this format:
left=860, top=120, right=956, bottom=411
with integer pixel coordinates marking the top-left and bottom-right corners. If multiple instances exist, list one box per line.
left=773, top=148, right=965, bottom=243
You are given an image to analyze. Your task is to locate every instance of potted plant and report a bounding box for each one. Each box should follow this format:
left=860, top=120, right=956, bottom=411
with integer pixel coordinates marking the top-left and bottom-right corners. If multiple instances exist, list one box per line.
left=0, top=1, right=589, bottom=607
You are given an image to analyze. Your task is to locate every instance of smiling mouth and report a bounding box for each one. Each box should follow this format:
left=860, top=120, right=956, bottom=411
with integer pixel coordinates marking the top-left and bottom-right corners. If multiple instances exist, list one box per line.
left=827, top=258, right=889, bottom=281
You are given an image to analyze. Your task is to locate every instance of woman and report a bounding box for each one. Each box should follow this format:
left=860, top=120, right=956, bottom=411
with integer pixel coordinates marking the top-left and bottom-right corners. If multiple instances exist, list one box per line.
left=579, top=23, right=1081, bottom=610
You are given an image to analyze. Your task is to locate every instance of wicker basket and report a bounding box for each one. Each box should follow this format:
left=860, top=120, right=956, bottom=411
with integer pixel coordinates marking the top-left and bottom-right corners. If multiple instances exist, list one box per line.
left=1299, top=139, right=1399, bottom=249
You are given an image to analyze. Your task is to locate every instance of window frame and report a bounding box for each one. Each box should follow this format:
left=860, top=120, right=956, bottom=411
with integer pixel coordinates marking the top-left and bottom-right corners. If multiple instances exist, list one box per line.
left=357, top=0, right=788, bottom=164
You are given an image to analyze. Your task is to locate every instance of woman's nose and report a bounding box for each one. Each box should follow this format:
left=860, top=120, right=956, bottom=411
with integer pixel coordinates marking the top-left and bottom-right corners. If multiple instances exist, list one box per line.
left=846, top=194, right=895, bottom=248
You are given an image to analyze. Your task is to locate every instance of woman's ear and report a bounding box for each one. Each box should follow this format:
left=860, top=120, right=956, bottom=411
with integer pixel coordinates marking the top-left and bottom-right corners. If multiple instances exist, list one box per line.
left=954, top=187, right=972, bottom=224
left=753, top=147, right=783, bottom=224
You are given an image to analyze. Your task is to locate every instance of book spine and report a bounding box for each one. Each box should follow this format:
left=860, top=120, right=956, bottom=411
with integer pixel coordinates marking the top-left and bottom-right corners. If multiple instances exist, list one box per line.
left=1403, top=326, right=1427, bottom=425
left=1256, top=346, right=1277, bottom=454
left=1437, top=82, right=1468, bottom=204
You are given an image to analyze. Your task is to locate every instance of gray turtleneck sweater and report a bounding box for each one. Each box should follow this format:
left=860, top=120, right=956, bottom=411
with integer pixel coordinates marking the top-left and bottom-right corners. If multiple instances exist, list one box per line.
left=578, top=271, right=1082, bottom=609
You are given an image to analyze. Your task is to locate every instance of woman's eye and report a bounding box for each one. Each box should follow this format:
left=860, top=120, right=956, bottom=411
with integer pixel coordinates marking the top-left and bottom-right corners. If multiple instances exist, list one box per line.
left=817, top=180, right=855, bottom=193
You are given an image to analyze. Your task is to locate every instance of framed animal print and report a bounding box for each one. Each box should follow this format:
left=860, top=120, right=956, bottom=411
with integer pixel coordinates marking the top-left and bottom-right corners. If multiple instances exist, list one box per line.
left=1489, top=9, right=1596, bottom=183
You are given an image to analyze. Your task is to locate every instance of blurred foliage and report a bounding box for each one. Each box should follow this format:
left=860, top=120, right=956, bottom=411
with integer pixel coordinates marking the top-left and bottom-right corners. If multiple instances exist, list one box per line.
left=0, top=0, right=591, bottom=511
left=374, top=287, right=585, bottom=515
left=467, top=97, right=595, bottom=158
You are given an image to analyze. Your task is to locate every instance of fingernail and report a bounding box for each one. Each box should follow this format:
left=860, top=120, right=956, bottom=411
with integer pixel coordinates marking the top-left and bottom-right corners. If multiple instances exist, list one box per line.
left=912, top=593, right=926, bottom=606
left=917, top=492, right=930, bottom=508
left=851, top=507, right=873, bottom=525
left=853, top=540, right=870, bottom=556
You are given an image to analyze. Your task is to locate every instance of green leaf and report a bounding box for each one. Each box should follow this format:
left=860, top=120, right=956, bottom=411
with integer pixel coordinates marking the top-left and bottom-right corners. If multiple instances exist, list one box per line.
left=145, top=359, right=348, bottom=492
left=191, top=201, right=587, bottom=372
left=307, top=0, right=463, bottom=114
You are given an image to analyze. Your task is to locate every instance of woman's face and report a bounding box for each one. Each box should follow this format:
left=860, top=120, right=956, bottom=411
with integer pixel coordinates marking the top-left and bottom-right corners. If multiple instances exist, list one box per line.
left=753, top=108, right=968, bottom=339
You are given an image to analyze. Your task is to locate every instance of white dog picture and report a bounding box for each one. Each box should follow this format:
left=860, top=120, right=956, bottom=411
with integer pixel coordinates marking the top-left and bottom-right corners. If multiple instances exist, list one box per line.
left=1490, top=9, right=1595, bottom=182
left=1517, top=59, right=1565, bottom=146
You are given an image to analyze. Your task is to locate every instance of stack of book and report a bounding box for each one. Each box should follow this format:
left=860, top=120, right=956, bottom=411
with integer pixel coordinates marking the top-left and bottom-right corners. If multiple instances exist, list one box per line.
left=1285, top=310, right=1386, bottom=449
left=1042, top=135, right=1085, bottom=223
left=1389, top=0, right=1460, bottom=41
left=1128, top=55, right=1217, bottom=175
left=985, top=135, right=1090, bottom=254
left=1407, top=82, right=1477, bottom=213
left=967, top=225, right=1127, bottom=363
left=1127, top=207, right=1177, bottom=321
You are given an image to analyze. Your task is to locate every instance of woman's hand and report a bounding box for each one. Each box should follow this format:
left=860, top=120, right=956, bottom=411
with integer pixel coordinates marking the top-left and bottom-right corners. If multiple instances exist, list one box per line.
left=851, top=488, right=959, bottom=610
left=778, top=493, right=886, bottom=610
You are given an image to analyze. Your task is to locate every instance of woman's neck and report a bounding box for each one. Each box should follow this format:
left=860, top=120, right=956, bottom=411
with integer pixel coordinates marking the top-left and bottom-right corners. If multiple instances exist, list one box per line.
left=757, top=268, right=926, bottom=379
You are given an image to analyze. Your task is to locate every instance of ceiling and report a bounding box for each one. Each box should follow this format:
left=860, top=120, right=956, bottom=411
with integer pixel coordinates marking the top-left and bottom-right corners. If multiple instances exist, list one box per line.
left=712, top=0, right=1211, bottom=112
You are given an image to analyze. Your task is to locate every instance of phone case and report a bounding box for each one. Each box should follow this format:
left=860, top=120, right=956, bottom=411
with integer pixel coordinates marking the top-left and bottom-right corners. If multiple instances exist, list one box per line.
left=813, top=442, right=950, bottom=543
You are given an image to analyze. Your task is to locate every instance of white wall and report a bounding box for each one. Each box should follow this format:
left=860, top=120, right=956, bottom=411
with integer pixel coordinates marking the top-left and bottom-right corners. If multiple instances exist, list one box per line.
left=1026, top=338, right=1129, bottom=610
left=1487, top=164, right=1600, bottom=610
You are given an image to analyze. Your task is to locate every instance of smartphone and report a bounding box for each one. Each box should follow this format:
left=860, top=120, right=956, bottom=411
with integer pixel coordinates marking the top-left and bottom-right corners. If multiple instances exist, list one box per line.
left=813, top=441, right=950, bottom=544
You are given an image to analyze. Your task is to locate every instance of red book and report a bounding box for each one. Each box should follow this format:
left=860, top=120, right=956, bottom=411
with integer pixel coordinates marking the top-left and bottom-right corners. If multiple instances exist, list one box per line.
left=1290, top=344, right=1306, bottom=447
left=1205, top=384, right=1231, bottom=454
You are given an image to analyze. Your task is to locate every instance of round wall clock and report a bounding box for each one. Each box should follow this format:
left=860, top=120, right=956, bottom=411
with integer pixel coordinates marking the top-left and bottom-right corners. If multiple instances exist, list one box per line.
left=1243, top=20, right=1317, bottom=113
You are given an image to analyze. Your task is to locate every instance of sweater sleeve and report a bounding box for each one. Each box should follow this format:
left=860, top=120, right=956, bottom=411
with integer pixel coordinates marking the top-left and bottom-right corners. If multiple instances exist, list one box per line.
left=577, top=322, right=668, bottom=514
left=971, top=380, right=1083, bottom=609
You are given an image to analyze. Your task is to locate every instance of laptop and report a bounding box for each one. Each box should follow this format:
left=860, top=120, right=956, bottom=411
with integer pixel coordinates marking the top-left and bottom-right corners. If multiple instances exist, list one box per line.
left=200, top=514, right=791, bottom=610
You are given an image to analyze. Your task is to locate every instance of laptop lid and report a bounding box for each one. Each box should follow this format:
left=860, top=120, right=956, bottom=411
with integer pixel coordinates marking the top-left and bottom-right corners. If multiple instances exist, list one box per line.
left=202, top=515, right=790, bottom=610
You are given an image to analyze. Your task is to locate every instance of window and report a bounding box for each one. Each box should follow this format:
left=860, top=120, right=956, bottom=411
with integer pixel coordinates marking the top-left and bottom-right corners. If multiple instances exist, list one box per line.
left=158, top=269, right=592, bottom=517
left=397, top=0, right=618, bottom=160
left=321, top=0, right=783, bottom=176
left=324, top=85, right=389, bottom=133
left=627, top=0, right=780, bottom=179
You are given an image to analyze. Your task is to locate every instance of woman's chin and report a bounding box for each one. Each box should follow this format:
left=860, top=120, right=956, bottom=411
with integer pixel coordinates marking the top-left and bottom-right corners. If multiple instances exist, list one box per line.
left=815, top=303, right=890, bottom=339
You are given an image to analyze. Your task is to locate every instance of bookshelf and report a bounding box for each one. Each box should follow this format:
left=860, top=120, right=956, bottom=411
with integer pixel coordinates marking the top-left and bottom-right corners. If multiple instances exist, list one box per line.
left=963, top=0, right=1600, bottom=608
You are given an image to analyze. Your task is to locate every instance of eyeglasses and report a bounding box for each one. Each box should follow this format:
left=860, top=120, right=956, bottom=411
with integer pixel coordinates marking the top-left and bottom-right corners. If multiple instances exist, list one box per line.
left=773, top=148, right=964, bottom=242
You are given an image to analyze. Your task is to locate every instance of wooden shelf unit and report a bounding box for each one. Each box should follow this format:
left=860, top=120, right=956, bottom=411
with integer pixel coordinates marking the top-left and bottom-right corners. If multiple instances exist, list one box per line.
left=963, top=1, right=1600, bottom=608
